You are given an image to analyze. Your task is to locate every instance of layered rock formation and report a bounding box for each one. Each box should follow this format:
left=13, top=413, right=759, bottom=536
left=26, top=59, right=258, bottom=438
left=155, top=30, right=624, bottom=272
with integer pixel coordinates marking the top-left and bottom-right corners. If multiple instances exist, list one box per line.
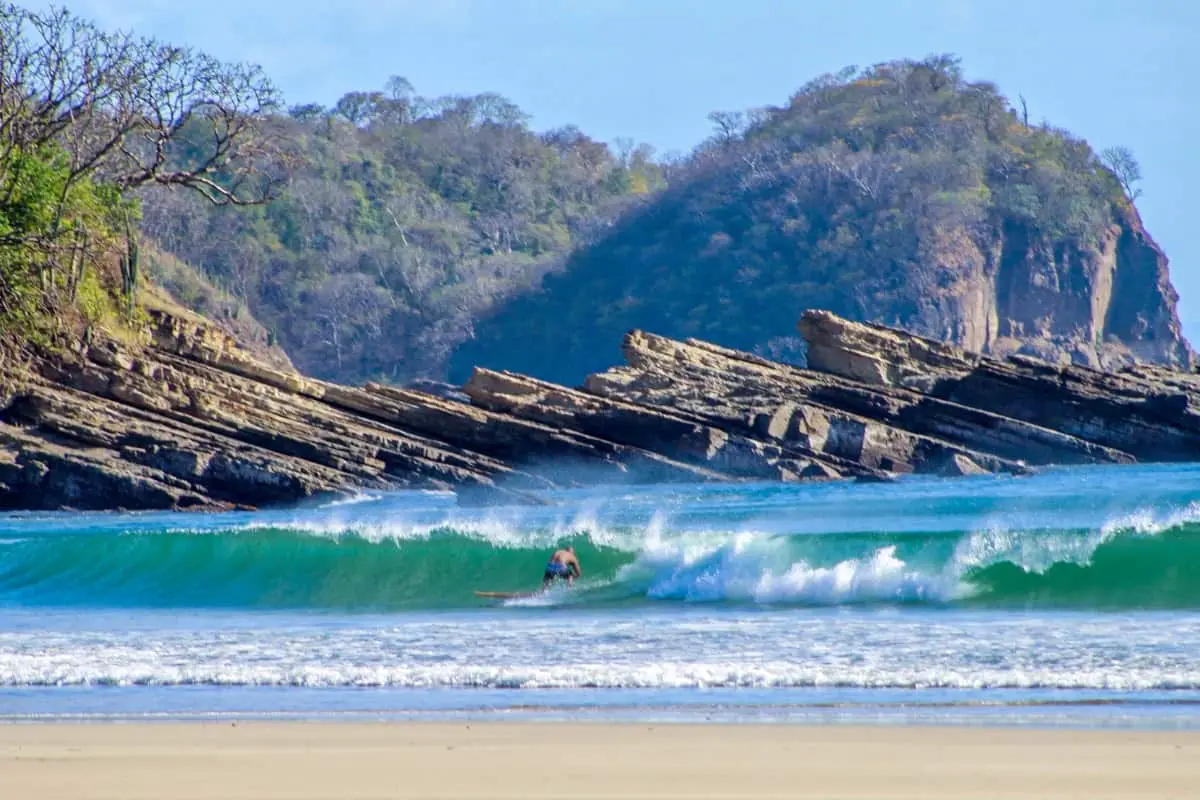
left=1, top=306, right=1198, bottom=512
left=799, top=310, right=1200, bottom=462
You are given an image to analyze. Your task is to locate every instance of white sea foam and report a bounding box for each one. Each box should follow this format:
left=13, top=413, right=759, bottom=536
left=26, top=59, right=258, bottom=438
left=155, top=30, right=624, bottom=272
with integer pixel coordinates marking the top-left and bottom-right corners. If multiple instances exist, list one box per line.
left=5, top=663, right=1200, bottom=690
left=751, top=546, right=963, bottom=604
left=318, top=492, right=383, bottom=508
left=232, top=503, right=659, bottom=552
left=1101, top=500, right=1200, bottom=537
left=949, top=523, right=1107, bottom=576
left=597, top=498, right=1200, bottom=606
left=946, top=500, right=1200, bottom=582
left=611, top=529, right=965, bottom=605
left=3, top=648, right=1199, bottom=691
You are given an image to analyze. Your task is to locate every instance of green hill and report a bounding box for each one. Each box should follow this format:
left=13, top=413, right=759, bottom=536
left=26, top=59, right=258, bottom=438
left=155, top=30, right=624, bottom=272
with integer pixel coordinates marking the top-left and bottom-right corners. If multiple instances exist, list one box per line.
left=132, top=52, right=1190, bottom=387
left=142, top=87, right=660, bottom=383
left=449, top=56, right=1189, bottom=385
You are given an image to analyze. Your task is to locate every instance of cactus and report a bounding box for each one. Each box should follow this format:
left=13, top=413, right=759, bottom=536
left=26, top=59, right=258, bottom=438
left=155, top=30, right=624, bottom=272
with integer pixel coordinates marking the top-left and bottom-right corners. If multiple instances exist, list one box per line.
left=120, top=210, right=140, bottom=317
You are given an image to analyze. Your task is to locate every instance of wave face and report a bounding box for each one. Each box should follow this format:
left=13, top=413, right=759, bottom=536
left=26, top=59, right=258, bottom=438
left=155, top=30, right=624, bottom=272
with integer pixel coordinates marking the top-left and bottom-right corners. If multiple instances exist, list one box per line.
left=0, top=526, right=637, bottom=610
left=5, top=462, right=1200, bottom=611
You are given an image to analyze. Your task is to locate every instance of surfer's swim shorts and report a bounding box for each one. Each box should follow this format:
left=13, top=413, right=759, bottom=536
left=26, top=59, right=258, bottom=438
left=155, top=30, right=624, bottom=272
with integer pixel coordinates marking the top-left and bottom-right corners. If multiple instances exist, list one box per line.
left=543, top=562, right=572, bottom=582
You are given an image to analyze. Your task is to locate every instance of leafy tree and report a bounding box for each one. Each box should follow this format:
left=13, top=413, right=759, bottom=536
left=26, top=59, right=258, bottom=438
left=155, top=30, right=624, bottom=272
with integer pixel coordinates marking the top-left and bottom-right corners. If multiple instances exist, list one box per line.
left=0, top=5, right=283, bottom=207
left=707, top=111, right=748, bottom=146
left=334, top=91, right=385, bottom=126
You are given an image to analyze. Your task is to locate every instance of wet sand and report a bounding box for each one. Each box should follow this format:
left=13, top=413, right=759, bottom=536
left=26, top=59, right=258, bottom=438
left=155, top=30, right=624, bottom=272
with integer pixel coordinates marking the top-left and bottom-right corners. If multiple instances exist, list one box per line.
left=1, top=721, right=1196, bottom=799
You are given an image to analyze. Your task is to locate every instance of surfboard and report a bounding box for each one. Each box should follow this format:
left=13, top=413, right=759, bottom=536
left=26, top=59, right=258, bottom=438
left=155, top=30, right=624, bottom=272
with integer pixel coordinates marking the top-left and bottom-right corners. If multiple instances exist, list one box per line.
left=473, top=590, right=538, bottom=600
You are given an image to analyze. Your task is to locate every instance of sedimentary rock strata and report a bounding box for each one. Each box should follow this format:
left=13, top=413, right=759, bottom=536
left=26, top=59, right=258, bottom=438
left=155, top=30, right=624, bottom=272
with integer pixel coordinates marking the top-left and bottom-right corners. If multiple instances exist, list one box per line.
left=1, top=306, right=1197, bottom=511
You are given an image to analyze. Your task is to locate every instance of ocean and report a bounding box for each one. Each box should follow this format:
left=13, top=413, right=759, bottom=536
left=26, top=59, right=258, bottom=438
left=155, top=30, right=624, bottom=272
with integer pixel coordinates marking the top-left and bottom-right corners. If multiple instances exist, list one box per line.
left=3, top=462, right=1200, bottom=728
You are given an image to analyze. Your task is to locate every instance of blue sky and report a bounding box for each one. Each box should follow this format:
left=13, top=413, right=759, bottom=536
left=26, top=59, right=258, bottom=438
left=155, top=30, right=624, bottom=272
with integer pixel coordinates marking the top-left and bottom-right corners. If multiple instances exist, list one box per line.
left=32, top=0, right=1200, bottom=342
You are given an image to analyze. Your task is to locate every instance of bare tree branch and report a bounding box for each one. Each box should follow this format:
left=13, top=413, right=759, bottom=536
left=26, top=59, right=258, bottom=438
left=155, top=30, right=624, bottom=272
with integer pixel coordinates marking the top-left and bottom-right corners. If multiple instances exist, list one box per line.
left=1101, top=145, right=1143, bottom=201
left=0, top=4, right=290, bottom=210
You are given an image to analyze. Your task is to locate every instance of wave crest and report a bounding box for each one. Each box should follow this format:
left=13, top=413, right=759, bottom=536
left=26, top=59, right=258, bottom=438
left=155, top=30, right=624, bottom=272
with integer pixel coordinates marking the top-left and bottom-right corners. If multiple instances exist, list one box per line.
left=4, top=503, right=1200, bottom=610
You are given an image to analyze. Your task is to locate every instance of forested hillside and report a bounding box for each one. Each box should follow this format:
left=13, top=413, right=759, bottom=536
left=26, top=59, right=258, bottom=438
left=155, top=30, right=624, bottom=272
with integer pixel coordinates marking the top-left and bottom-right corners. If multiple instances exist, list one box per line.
left=8, top=2, right=1182, bottom=388
left=146, top=54, right=1189, bottom=387
left=452, top=57, right=1190, bottom=384
left=141, top=86, right=663, bottom=382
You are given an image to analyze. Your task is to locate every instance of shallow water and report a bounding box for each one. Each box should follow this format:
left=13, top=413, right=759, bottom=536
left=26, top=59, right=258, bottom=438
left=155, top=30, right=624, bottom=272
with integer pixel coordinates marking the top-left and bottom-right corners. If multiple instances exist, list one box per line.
left=3, top=463, right=1200, bottom=726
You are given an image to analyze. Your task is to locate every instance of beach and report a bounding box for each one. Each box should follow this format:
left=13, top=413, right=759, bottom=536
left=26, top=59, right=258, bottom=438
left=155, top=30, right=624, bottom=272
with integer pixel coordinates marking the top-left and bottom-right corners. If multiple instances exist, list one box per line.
left=2, top=722, right=1196, bottom=799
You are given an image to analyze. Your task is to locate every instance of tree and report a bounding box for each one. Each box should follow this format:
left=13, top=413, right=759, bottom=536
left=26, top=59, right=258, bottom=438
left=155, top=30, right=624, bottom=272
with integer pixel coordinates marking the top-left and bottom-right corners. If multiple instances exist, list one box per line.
left=0, top=3, right=288, bottom=324
left=1101, top=145, right=1143, bottom=201
left=378, top=76, right=415, bottom=125
left=385, top=75, right=414, bottom=102
left=334, top=91, right=385, bottom=126
left=439, top=92, right=529, bottom=129
left=289, top=103, right=327, bottom=123
left=306, top=273, right=392, bottom=372
left=708, top=111, right=747, bottom=146
left=0, top=5, right=285, bottom=209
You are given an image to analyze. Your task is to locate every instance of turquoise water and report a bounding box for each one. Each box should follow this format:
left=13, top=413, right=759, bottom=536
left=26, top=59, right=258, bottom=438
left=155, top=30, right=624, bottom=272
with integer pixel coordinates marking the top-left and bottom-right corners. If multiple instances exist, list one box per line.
left=3, top=463, right=1200, bottom=726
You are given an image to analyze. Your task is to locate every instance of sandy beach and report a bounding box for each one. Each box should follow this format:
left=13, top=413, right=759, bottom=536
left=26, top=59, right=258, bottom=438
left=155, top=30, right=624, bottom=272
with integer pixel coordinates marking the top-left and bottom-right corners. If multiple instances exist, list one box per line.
left=0, top=721, right=1196, bottom=799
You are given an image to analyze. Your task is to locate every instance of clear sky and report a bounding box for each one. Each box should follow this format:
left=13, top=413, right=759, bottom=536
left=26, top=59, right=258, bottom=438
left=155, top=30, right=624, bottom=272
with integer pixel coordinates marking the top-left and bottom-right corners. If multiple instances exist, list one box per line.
left=31, top=0, right=1200, bottom=343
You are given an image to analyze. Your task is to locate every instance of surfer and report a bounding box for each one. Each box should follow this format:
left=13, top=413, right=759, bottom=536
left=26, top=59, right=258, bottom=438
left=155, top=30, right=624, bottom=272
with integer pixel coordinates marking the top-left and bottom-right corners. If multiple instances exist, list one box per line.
left=542, top=545, right=581, bottom=588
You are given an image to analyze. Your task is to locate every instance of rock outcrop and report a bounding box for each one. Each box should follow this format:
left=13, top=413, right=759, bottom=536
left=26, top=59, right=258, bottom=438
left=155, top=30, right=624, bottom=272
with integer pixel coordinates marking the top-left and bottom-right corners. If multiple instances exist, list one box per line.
left=901, top=207, right=1193, bottom=372
left=799, top=310, right=1200, bottom=462
left=2, top=305, right=1199, bottom=512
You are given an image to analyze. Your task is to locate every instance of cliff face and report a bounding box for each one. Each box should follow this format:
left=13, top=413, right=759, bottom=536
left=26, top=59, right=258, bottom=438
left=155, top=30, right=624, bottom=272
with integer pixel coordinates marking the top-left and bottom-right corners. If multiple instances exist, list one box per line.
left=1107, top=209, right=1191, bottom=365
left=907, top=207, right=1191, bottom=370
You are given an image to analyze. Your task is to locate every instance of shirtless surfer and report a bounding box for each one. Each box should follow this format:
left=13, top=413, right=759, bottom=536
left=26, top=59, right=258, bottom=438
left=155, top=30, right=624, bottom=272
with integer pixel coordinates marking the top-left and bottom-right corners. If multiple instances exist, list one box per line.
left=543, top=545, right=581, bottom=588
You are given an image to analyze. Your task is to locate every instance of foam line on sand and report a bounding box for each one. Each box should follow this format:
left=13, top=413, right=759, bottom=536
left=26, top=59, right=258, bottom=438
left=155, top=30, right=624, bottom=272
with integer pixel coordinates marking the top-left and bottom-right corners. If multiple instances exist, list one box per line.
left=1, top=722, right=1197, bottom=799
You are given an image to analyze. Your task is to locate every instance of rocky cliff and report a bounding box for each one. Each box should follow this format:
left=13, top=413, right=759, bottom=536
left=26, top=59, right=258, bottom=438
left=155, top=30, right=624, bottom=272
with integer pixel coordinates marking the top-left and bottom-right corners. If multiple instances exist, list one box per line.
left=2, top=305, right=1199, bottom=512
left=911, top=205, right=1191, bottom=371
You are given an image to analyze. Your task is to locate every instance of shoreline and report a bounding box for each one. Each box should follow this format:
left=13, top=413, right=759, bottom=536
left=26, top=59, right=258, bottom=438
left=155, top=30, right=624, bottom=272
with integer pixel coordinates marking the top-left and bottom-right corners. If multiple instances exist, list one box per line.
left=2, top=721, right=1196, bottom=799
left=7, top=698, right=1200, bottom=729
left=8, top=682, right=1200, bottom=730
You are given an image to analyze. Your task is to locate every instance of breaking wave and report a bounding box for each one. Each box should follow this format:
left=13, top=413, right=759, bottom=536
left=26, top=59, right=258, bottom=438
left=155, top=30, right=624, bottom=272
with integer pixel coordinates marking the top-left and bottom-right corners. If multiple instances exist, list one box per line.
left=3, top=501, right=1200, bottom=610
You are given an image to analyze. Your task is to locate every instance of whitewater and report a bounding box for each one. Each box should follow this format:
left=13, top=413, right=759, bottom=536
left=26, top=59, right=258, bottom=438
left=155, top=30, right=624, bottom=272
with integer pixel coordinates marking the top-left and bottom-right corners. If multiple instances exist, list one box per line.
left=4, top=462, right=1200, bottom=726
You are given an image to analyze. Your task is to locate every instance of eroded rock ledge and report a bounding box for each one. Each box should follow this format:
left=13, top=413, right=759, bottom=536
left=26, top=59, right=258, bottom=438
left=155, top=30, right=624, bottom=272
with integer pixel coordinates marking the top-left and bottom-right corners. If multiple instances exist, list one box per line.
left=1, top=307, right=1196, bottom=511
